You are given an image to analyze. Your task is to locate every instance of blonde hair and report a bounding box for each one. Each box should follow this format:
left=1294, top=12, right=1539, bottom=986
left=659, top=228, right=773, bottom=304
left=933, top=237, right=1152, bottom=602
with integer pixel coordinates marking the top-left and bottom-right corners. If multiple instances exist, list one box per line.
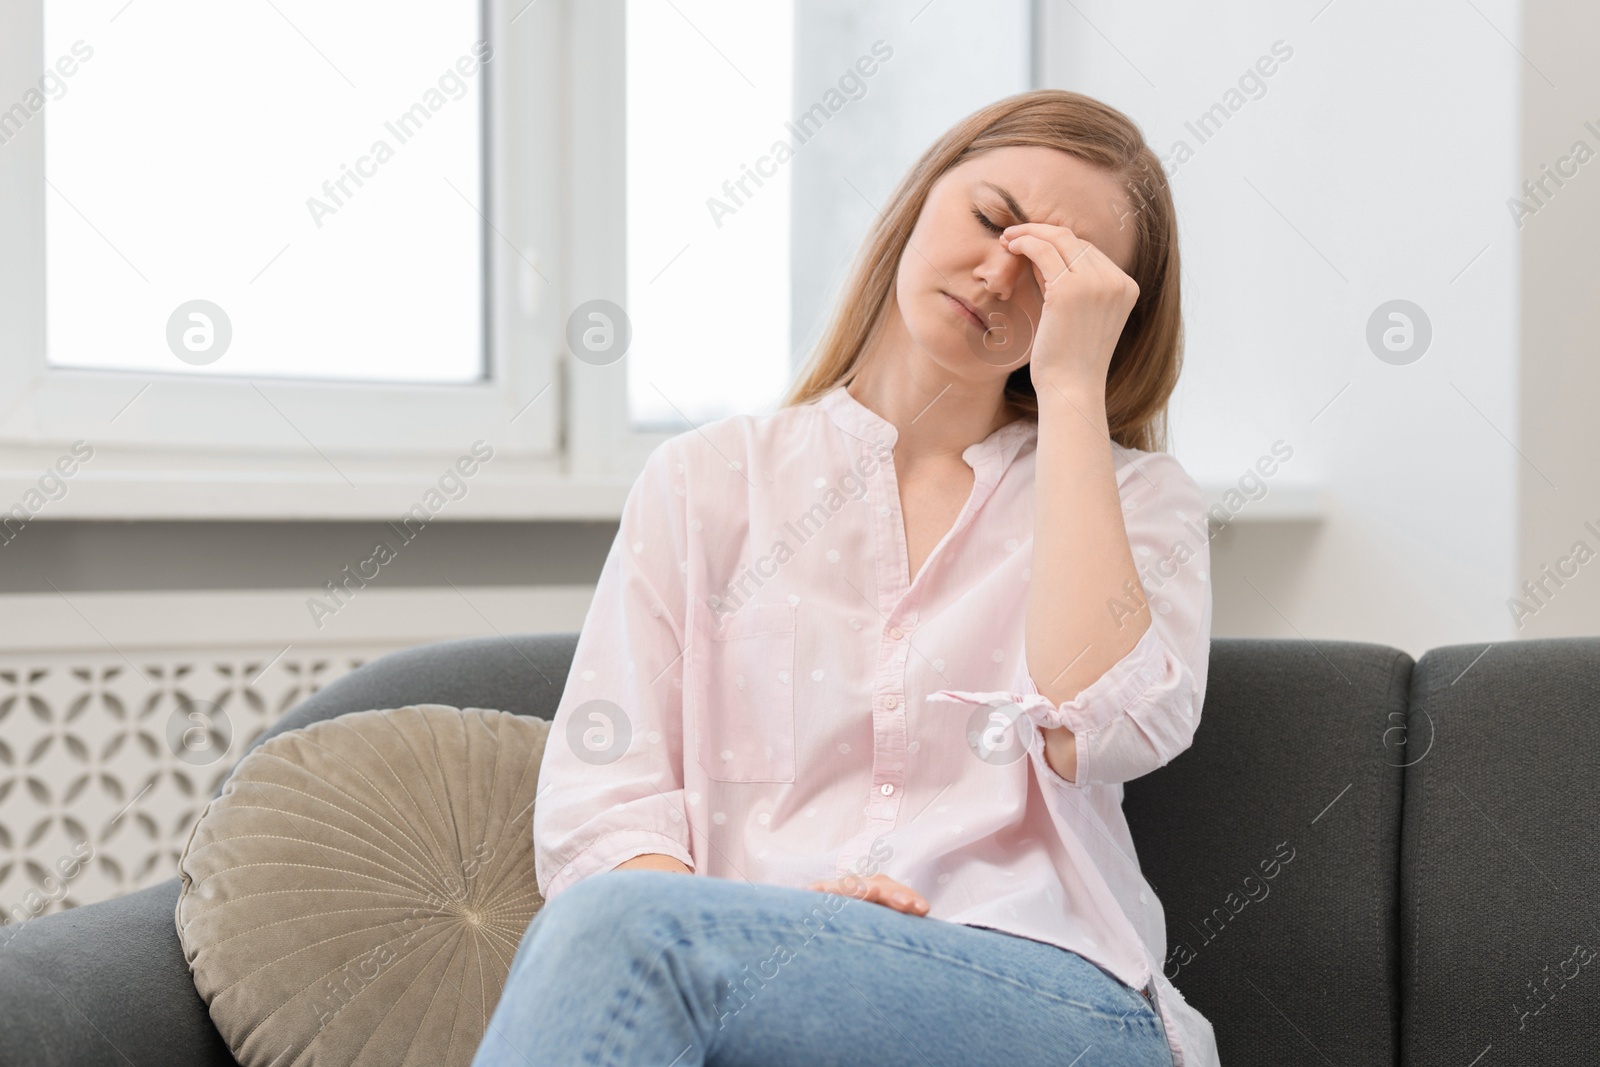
left=779, top=89, right=1182, bottom=453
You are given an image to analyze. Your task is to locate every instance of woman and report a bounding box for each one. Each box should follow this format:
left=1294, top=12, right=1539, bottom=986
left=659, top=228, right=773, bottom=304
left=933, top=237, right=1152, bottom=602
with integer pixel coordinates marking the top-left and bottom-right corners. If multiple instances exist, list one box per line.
left=473, top=89, right=1217, bottom=1066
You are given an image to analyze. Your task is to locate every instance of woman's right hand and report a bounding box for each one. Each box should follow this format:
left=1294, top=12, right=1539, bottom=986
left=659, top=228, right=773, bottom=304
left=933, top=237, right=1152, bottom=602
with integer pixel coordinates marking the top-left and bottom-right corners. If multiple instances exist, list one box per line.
left=612, top=853, right=693, bottom=875
left=804, top=873, right=930, bottom=917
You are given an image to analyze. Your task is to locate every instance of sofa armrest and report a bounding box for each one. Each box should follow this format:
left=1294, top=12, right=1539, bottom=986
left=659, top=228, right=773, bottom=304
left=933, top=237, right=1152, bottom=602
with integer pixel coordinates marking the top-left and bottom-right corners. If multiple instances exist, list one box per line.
left=0, top=877, right=240, bottom=1067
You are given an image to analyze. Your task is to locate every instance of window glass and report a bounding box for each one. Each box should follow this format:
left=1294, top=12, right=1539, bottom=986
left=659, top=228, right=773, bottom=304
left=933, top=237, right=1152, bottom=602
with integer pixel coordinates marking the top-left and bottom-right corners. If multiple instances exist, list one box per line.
left=42, top=0, right=485, bottom=382
left=624, top=0, right=794, bottom=428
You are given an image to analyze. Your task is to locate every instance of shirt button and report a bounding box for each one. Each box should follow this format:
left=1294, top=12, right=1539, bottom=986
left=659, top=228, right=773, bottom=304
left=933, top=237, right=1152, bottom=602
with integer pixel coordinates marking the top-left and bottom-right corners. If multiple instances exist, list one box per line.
left=880, top=783, right=894, bottom=796
left=884, top=694, right=898, bottom=709
left=889, top=627, right=903, bottom=640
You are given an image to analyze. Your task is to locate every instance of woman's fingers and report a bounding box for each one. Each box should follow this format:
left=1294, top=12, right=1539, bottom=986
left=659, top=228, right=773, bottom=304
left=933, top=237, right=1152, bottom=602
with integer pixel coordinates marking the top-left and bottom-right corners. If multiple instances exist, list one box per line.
left=803, top=874, right=929, bottom=916
left=884, top=888, right=930, bottom=914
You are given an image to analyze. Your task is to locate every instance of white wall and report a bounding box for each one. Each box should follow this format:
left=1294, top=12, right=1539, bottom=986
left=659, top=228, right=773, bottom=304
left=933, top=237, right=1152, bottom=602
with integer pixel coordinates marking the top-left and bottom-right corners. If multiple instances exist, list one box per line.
left=1516, top=0, right=1600, bottom=640
left=1039, top=0, right=1523, bottom=658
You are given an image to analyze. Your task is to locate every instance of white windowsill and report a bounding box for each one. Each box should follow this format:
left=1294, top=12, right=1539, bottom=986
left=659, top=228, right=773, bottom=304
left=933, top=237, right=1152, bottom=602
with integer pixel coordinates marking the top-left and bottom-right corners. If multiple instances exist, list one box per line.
left=0, top=468, right=1329, bottom=523
left=0, top=468, right=638, bottom=521
left=1197, top=483, right=1326, bottom=522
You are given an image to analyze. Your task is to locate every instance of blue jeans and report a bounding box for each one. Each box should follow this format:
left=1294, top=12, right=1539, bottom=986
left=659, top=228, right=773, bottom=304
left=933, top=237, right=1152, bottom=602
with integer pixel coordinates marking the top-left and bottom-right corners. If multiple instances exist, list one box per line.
left=470, top=870, right=1173, bottom=1066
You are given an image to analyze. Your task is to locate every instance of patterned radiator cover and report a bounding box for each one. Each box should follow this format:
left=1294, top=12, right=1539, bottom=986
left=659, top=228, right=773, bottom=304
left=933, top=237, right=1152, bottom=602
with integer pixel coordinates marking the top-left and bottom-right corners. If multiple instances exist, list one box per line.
left=0, top=646, right=385, bottom=927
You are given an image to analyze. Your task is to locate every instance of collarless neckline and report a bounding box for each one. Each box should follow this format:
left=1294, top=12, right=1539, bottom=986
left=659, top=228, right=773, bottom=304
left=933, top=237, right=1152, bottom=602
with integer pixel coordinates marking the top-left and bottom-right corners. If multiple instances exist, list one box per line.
left=819, top=383, right=1037, bottom=469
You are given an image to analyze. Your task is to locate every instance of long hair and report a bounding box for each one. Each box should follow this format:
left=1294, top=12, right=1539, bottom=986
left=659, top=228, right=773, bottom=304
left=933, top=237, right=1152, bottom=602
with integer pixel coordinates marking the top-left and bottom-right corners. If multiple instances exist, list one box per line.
left=779, top=89, right=1181, bottom=453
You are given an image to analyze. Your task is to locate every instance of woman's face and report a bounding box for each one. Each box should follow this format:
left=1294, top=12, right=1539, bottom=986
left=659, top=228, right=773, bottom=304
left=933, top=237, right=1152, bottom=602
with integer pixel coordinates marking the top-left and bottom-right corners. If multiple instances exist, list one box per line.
left=892, top=145, right=1139, bottom=382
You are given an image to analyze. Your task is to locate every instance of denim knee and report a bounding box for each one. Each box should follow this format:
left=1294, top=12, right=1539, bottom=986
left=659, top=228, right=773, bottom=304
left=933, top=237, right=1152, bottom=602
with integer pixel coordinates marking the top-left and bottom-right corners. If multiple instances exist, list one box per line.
left=537, top=869, right=687, bottom=941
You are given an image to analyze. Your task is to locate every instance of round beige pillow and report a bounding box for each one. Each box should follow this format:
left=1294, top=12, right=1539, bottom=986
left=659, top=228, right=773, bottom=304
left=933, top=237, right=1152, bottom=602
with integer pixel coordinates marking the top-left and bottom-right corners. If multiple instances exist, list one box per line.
left=175, top=704, right=550, bottom=1067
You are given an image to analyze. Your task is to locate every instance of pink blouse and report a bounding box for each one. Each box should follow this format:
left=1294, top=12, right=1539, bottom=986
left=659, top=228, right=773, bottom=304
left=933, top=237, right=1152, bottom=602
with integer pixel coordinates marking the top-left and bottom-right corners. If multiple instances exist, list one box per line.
left=533, top=383, right=1219, bottom=1066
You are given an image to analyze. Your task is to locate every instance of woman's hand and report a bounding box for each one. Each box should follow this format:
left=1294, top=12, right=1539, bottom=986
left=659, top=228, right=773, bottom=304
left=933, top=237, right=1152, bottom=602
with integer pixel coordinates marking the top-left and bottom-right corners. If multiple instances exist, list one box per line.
left=612, top=853, right=693, bottom=875
left=998, top=222, right=1139, bottom=398
left=803, top=873, right=930, bottom=917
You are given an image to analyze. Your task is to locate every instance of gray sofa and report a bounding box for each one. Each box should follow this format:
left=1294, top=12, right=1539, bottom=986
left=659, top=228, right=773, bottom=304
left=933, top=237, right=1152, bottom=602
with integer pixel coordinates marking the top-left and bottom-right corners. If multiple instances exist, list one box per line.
left=2, top=632, right=1596, bottom=1065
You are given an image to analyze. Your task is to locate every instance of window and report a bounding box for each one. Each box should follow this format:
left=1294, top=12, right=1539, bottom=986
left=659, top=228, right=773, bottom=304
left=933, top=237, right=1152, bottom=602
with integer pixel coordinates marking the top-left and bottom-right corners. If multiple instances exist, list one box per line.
left=616, top=0, right=1034, bottom=432
left=1, top=0, right=563, bottom=508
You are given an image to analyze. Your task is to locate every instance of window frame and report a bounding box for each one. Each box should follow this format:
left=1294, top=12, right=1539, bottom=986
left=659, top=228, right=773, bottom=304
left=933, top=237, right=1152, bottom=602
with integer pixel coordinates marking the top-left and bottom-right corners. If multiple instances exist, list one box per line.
left=562, top=0, right=680, bottom=481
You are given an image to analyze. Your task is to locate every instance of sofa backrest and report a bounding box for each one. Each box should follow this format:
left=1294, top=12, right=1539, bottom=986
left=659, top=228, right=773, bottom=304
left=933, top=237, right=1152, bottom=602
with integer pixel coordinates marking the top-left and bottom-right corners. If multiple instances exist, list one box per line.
left=1399, top=637, right=1600, bottom=1066
left=1123, top=637, right=1411, bottom=1066
left=215, top=632, right=579, bottom=800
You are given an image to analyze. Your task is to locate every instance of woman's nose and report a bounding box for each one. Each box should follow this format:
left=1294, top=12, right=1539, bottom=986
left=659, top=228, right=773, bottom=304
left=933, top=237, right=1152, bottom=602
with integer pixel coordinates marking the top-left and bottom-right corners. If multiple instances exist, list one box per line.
left=977, top=248, right=1028, bottom=302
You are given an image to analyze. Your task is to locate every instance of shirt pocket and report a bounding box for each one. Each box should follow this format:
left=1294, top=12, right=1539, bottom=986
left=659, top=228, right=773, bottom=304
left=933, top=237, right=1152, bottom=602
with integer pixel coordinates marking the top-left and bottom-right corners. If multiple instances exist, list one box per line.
left=691, top=600, right=797, bottom=783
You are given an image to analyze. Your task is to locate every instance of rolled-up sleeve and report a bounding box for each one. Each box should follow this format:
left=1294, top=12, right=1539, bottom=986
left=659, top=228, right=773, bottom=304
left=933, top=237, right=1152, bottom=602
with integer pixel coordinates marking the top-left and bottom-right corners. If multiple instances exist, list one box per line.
left=533, top=440, right=695, bottom=903
left=925, top=449, right=1213, bottom=789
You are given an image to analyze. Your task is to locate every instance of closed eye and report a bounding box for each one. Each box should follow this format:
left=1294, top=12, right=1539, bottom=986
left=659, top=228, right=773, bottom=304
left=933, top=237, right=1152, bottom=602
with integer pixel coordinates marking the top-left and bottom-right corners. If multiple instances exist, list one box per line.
left=971, top=207, right=1005, bottom=235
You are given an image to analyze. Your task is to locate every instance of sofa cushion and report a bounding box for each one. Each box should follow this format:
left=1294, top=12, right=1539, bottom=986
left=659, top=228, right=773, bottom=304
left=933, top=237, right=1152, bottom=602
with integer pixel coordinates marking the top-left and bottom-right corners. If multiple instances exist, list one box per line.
left=1123, top=637, right=1412, bottom=1064
left=174, top=704, right=549, bottom=1067
left=1400, top=637, right=1600, bottom=1066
